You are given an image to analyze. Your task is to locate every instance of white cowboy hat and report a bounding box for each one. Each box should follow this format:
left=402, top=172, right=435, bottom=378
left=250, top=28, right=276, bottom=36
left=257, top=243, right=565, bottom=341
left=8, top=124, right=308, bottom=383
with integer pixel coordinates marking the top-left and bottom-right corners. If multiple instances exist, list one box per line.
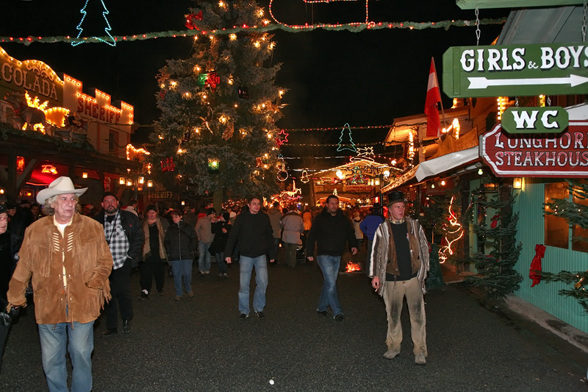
left=36, top=176, right=87, bottom=204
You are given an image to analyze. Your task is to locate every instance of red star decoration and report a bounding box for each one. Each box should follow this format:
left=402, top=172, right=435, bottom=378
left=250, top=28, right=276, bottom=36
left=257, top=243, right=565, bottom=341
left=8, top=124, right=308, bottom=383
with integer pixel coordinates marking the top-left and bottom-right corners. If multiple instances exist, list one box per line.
left=275, top=129, right=289, bottom=146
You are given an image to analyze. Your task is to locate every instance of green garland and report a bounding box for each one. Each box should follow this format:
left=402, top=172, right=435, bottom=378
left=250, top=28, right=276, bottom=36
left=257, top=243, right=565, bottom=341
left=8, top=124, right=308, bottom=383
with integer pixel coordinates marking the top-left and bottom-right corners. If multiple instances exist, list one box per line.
left=0, top=18, right=506, bottom=45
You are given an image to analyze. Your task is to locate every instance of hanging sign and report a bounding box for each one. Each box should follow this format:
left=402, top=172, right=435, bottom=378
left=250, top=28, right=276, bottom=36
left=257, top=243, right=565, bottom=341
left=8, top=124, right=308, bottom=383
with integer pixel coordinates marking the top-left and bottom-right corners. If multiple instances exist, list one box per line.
left=480, top=122, right=588, bottom=177
left=501, top=107, right=568, bottom=134
left=443, top=43, right=588, bottom=97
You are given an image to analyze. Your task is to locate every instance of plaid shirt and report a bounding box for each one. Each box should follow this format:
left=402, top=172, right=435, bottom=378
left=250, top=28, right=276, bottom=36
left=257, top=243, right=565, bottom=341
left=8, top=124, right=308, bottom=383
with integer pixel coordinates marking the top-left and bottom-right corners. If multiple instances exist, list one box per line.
left=104, top=212, right=130, bottom=270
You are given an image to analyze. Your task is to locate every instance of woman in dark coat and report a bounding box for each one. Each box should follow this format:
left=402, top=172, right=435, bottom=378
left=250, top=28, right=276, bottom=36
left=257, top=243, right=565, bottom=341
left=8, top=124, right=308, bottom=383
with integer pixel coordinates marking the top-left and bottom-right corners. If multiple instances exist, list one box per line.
left=209, top=213, right=231, bottom=277
left=164, top=209, right=197, bottom=301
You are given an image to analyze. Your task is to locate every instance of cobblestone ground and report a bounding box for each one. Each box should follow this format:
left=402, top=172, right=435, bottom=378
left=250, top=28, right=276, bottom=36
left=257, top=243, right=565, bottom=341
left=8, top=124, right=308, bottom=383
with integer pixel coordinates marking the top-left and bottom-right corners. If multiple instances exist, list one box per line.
left=0, top=256, right=586, bottom=391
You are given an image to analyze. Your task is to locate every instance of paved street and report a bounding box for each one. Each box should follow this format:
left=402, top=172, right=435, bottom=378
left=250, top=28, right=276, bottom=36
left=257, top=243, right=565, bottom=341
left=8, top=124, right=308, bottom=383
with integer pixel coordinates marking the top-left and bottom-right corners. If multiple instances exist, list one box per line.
left=0, top=258, right=586, bottom=391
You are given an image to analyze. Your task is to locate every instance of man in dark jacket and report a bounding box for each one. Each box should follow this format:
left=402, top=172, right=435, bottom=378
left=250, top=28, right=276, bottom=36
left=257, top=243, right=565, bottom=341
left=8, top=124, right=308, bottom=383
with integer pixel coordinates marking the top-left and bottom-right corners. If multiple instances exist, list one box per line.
left=306, top=195, right=357, bottom=321
left=95, top=192, right=144, bottom=335
left=224, top=196, right=275, bottom=319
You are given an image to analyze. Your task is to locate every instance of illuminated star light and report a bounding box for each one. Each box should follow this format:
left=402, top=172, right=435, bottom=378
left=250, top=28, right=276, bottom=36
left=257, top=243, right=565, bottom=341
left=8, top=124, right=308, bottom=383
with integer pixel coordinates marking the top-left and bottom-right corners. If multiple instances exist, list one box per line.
left=276, top=129, right=289, bottom=146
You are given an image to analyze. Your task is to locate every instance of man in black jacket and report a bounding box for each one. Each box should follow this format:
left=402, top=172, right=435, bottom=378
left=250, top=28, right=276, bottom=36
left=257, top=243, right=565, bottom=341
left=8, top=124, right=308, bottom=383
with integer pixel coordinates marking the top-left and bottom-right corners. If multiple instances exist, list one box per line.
left=224, top=197, right=275, bottom=319
left=95, top=193, right=144, bottom=335
left=306, top=195, right=357, bottom=321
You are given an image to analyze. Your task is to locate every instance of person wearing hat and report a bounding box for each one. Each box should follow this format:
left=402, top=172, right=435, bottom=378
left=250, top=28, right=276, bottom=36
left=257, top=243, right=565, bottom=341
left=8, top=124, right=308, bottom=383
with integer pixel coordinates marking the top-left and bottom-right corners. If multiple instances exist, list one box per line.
left=6, top=176, right=113, bottom=391
left=140, top=205, right=169, bottom=299
left=369, top=191, right=430, bottom=365
left=95, top=192, right=144, bottom=336
left=6, top=199, right=33, bottom=256
left=195, top=207, right=216, bottom=275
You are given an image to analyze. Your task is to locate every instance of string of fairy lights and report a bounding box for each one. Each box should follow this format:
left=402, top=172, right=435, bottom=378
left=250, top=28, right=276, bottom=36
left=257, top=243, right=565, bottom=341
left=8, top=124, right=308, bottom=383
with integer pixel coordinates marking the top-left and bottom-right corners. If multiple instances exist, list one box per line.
left=0, top=18, right=506, bottom=45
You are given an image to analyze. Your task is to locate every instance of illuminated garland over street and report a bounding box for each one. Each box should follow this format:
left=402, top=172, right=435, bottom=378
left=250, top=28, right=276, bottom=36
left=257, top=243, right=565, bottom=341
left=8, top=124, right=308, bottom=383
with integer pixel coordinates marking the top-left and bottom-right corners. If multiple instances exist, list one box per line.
left=282, top=124, right=392, bottom=132
left=0, top=18, right=505, bottom=45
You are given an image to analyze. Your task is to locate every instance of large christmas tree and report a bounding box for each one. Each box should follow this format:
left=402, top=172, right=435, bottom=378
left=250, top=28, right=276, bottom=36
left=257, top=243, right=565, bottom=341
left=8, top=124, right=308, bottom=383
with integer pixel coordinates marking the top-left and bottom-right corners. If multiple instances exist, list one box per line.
left=466, top=178, right=522, bottom=301
left=151, top=0, right=284, bottom=201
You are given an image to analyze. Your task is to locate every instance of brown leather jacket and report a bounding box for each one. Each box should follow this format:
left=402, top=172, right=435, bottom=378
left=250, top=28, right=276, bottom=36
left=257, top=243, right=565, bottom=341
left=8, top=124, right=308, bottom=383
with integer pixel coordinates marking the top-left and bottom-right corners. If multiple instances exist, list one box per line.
left=7, top=214, right=112, bottom=324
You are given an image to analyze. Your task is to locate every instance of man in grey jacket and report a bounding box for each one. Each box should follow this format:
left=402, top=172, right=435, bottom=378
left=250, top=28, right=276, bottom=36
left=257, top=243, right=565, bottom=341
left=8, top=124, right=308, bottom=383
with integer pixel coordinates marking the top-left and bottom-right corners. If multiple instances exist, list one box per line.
left=280, top=207, right=304, bottom=268
left=369, top=191, right=430, bottom=365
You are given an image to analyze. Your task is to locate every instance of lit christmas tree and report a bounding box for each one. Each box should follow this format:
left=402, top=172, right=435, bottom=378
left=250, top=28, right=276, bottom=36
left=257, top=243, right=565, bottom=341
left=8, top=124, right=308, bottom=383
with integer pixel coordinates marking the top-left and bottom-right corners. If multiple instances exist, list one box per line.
left=543, top=180, right=588, bottom=313
left=151, top=0, right=284, bottom=201
left=466, top=178, right=522, bottom=301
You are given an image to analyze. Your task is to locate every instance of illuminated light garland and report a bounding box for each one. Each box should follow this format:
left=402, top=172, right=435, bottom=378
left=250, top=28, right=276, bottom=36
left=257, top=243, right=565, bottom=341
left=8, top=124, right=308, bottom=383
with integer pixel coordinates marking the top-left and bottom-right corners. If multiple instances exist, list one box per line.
left=72, top=0, right=116, bottom=47
left=282, top=142, right=381, bottom=147
left=438, top=196, right=464, bottom=264
left=0, top=18, right=506, bottom=45
left=281, top=124, right=393, bottom=132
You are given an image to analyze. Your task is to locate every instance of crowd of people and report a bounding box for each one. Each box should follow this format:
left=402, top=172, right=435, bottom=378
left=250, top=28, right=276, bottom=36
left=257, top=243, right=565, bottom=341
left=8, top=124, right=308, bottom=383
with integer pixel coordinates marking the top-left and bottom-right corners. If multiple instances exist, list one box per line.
left=0, top=176, right=432, bottom=391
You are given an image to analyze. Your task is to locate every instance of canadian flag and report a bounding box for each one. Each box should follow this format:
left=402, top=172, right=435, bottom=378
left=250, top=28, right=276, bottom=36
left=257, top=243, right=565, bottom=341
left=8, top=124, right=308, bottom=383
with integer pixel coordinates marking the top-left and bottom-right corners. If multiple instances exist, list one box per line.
left=424, top=58, right=442, bottom=138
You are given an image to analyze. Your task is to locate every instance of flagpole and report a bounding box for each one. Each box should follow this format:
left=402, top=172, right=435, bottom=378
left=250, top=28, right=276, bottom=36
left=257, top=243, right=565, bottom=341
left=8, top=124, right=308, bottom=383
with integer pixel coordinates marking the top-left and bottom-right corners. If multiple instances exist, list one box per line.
left=432, top=57, right=448, bottom=135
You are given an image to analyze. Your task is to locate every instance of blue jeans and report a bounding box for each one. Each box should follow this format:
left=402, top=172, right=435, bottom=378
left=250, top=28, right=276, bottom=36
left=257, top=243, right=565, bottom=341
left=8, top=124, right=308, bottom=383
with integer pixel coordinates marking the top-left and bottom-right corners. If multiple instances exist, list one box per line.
left=215, top=252, right=228, bottom=274
left=198, top=241, right=212, bottom=273
left=239, top=255, right=268, bottom=315
left=38, top=321, right=94, bottom=392
left=317, top=255, right=343, bottom=316
left=171, top=259, right=193, bottom=297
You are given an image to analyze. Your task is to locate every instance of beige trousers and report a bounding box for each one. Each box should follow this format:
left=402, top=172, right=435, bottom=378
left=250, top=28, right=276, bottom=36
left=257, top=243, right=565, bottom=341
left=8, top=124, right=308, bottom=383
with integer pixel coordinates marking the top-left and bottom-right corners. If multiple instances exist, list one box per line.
left=382, top=276, right=427, bottom=357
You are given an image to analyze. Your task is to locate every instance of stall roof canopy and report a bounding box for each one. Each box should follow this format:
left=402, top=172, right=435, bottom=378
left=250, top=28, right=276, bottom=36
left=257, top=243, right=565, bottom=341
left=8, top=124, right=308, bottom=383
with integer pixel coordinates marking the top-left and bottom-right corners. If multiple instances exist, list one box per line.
left=415, top=147, right=480, bottom=182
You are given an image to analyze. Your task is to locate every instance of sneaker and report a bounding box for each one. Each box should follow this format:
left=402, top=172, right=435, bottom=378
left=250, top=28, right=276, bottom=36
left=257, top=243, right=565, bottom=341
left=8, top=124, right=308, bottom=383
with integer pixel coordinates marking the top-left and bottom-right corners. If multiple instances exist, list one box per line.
left=175, top=296, right=181, bottom=301
left=334, top=313, right=345, bottom=322
left=122, top=320, right=132, bottom=334
left=255, top=311, right=265, bottom=318
left=239, top=313, right=249, bottom=320
left=140, top=290, right=149, bottom=300
left=316, top=310, right=328, bottom=317
left=187, top=291, right=194, bottom=297
left=415, top=353, right=426, bottom=365
left=222, top=273, right=228, bottom=277
left=383, top=349, right=400, bottom=360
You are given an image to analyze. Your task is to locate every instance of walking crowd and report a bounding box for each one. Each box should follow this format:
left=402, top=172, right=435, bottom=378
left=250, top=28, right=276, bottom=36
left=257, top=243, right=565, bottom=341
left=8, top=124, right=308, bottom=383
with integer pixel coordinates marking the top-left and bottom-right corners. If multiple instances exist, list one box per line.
left=0, top=176, right=432, bottom=391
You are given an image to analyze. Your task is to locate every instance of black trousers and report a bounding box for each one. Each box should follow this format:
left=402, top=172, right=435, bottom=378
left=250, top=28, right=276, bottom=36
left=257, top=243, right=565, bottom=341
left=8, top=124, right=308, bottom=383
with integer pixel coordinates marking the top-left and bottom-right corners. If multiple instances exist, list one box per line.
left=104, top=259, right=133, bottom=329
left=140, top=256, right=165, bottom=294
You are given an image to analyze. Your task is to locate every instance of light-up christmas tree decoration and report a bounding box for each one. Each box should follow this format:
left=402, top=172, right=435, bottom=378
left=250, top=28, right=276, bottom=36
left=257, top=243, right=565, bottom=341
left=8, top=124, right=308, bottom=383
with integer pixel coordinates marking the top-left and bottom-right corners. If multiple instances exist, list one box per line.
left=72, top=0, right=116, bottom=47
left=152, top=0, right=284, bottom=200
left=337, top=123, right=356, bottom=152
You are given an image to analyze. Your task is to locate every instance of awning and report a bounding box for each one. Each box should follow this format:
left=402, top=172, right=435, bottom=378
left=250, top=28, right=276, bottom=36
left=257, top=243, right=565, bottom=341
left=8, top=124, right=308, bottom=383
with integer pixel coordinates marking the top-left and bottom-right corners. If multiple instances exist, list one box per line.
left=415, top=147, right=479, bottom=182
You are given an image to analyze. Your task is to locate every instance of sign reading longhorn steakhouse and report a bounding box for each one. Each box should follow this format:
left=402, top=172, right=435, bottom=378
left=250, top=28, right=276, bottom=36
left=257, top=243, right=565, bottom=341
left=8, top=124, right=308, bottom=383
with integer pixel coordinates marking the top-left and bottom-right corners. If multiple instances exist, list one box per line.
left=480, top=122, right=588, bottom=178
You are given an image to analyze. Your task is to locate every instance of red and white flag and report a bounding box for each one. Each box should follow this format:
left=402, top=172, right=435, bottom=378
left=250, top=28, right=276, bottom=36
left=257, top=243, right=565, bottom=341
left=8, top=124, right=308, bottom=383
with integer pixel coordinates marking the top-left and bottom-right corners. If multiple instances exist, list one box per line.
left=424, top=57, right=442, bottom=138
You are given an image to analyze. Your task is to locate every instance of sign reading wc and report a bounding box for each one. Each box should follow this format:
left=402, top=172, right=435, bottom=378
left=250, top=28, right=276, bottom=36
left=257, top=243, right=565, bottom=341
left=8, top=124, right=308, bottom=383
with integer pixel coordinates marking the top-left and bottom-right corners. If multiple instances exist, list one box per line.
left=502, top=107, right=568, bottom=134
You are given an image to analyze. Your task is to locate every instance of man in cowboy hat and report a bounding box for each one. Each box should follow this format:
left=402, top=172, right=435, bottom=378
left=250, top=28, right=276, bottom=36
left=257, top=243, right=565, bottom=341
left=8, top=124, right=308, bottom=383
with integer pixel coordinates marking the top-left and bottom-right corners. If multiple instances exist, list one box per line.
left=369, top=191, right=430, bottom=365
left=6, top=176, right=113, bottom=391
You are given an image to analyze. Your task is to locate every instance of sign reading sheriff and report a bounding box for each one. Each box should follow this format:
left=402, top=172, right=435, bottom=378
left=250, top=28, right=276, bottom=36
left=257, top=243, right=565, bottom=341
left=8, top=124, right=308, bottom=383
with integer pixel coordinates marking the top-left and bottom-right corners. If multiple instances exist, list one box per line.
left=480, top=121, right=588, bottom=178
left=443, top=43, right=588, bottom=97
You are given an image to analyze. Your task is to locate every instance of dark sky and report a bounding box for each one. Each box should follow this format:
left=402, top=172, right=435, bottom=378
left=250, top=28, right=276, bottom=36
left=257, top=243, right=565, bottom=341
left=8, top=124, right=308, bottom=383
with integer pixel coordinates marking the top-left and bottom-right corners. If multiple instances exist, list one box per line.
left=0, top=0, right=507, bottom=148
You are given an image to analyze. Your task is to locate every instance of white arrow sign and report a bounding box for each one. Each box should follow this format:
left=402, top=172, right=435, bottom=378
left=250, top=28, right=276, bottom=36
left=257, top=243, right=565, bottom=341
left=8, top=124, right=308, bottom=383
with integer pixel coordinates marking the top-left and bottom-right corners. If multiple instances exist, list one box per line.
left=468, top=74, right=588, bottom=89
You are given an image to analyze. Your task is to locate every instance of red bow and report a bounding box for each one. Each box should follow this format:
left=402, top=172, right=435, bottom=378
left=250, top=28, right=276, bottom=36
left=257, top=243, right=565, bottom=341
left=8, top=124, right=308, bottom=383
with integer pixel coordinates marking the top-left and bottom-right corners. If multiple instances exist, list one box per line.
left=529, top=244, right=546, bottom=287
left=185, top=11, right=203, bottom=30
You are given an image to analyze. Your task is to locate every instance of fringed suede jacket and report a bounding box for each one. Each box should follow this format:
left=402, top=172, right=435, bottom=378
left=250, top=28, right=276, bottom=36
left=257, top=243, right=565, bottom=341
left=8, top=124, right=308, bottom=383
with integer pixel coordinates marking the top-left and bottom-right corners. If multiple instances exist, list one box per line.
left=7, top=213, right=112, bottom=325
left=369, top=217, right=430, bottom=296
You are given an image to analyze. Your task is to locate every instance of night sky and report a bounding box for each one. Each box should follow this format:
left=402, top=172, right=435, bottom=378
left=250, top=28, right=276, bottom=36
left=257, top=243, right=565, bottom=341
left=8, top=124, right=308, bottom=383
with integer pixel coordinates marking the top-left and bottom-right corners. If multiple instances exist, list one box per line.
left=0, top=0, right=507, bottom=162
